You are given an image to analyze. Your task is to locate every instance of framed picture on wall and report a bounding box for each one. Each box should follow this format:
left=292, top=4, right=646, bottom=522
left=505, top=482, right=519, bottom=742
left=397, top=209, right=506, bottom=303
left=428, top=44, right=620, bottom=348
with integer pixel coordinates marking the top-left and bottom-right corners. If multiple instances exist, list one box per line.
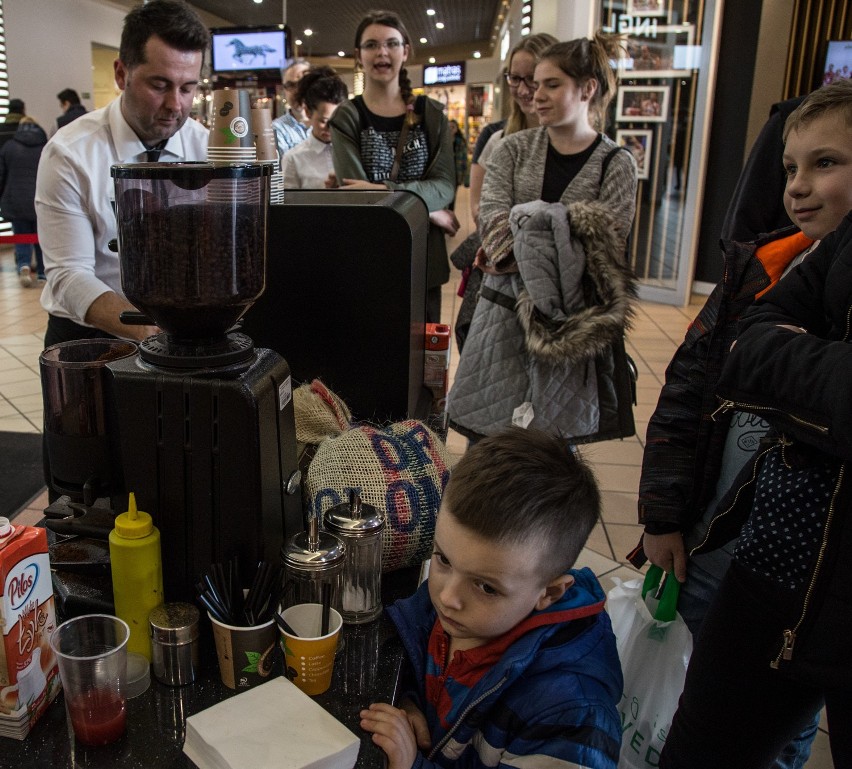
left=619, top=24, right=696, bottom=78
left=616, top=85, right=670, bottom=123
left=616, top=129, right=653, bottom=180
left=626, top=0, right=667, bottom=17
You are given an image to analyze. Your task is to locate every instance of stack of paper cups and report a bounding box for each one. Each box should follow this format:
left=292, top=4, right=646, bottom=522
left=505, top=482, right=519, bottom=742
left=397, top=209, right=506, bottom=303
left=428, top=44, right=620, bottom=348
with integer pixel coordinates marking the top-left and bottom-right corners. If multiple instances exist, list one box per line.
left=208, top=89, right=256, bottom=202
left=252, top=106, right=283, bottom=204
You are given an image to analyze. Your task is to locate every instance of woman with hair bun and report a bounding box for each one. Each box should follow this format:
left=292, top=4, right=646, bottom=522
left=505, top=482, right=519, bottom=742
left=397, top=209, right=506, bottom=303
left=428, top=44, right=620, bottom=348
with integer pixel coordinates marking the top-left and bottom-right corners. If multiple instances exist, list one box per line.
left=448, top=33, right=639, bottom=444
left=330, top=9, right=456, bottom=323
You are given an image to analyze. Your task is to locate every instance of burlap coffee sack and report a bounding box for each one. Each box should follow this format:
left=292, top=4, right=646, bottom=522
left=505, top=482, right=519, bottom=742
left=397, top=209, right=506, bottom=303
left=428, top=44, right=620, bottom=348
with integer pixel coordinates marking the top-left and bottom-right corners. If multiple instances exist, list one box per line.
left=293, top=379, right=352, bottom=448
left=305, top=420, right=453, bottom=572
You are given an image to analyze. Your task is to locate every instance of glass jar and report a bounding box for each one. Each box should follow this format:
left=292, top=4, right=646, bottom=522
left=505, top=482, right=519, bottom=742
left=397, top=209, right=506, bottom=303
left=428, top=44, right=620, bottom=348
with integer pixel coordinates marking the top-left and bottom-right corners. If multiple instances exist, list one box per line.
left=324, top=492, right=385, bottom=624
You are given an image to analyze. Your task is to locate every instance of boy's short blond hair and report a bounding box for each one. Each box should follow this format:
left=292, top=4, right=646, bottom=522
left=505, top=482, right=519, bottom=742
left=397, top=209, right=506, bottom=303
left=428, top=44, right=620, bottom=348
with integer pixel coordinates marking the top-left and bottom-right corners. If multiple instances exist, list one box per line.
left=783, top=78, right=852, bottom=143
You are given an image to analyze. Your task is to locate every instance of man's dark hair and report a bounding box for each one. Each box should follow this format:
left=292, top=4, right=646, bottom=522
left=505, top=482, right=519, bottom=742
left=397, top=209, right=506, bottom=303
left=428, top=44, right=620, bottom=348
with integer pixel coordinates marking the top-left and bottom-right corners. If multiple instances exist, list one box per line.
left=57, top=88, right=81, bottom=105
left=119, top=0, right=209, bottom=70
left=7, top=98, right=24, bottom=115
left=296, top=66, right=348, bottom=112
left=442, top=427, right=600, bottom=580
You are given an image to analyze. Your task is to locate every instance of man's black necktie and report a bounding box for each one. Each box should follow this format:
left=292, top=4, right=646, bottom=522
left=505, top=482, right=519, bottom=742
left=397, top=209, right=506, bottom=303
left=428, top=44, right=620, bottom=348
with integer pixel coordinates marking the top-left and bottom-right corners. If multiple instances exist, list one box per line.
left=145, top=140, right=167, bottom=162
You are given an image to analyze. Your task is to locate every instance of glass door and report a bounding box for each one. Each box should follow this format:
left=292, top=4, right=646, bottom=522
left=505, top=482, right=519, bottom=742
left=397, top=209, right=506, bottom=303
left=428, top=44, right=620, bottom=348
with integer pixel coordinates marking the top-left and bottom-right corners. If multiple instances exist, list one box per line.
left=601, top=0, right=722, bottom=305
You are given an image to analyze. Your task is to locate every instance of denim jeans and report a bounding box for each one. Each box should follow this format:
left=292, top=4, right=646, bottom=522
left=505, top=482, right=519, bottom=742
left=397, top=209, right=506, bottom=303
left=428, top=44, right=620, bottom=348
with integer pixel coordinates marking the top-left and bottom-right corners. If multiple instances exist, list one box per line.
left=11, top=218, right=44, bottom=277
left=674, top=553, right=820, bottom=769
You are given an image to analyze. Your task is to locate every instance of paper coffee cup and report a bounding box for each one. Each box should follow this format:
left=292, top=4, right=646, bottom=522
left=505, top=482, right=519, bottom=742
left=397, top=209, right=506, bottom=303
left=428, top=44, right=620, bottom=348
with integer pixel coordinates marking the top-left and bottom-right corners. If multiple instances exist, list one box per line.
left=209, top=89, right=255, bottom=150
left=251, top=106, right=278, bottom=162
left=208, top=614, right=277, bottom=690
left=279, top=604, right=342, bottom=696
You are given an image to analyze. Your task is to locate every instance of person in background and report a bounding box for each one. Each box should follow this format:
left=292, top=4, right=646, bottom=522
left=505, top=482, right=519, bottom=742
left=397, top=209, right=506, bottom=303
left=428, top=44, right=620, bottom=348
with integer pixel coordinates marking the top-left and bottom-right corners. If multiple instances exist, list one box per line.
left=282, top=66, right=347, bottom=190
left=450, top=35, right=557, bottom=353
left=35, top=0, right=209, bottom=346
left=469, top=35, right=557, bottom=225
left=448, top=34, right=638, bottom=443
left=0, top=115, right=47, bottom=287
left=271, top=58, right=310, bottom=165
left=0, top=99, right=25, bottom=149
left=631, top=85, right=847, bottom=769
left=361, top=427, right=622, bottom=769
left=448, top=119, right=467, bottom=209
left=54, top=88, right=87, bottom=133
left=657, top=77, right=852, bottom=769
left=330, top=9, right=455, bottom=325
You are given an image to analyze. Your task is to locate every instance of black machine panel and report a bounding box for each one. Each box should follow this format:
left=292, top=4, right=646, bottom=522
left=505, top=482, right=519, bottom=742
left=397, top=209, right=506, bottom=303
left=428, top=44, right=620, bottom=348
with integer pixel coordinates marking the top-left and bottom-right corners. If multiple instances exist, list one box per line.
left=241, top=190, right=432, bottom=425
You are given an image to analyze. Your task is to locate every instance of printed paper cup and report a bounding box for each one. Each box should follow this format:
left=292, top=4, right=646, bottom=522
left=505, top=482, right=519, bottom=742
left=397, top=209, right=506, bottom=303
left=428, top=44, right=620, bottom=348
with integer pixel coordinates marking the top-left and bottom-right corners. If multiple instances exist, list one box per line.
left=279, top=603, right=342, bottom=695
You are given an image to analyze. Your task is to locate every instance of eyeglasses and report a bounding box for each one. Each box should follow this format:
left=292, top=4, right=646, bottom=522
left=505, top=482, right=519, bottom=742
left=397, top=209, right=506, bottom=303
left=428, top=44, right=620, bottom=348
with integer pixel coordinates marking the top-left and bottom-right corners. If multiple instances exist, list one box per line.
left=505, top=73, right=536, bottom=90
left=358, top=39, right=404, bottom=52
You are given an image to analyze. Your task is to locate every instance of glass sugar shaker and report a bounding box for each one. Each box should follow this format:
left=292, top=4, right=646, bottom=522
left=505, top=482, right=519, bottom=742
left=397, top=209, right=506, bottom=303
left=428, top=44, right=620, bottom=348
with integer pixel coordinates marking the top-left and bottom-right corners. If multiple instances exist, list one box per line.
left=281, top=512, right=345, bottom=615
left=324, top=491, right=385, bottom=624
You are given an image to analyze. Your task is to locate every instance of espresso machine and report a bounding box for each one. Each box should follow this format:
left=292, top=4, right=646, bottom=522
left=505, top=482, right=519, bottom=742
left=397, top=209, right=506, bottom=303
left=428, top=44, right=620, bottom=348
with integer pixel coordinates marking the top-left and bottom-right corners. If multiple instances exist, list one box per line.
left=42, top=162, right=303, bottom=606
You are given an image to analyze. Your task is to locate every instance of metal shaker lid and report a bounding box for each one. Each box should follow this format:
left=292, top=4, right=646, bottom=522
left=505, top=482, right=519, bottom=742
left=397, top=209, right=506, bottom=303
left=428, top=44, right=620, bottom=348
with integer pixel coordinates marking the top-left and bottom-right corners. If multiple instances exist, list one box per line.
left=324, top=491, right=386, bottom=538
left=149, top=602, right=200, bottom=645
left=282, top=514, right=346, bottom=570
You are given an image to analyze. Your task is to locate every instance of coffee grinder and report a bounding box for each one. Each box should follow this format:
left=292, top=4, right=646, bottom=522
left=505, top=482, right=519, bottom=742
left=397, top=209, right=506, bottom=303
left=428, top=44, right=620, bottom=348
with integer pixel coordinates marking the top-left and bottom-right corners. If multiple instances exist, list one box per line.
left=104, top=161, right=302, bottom=602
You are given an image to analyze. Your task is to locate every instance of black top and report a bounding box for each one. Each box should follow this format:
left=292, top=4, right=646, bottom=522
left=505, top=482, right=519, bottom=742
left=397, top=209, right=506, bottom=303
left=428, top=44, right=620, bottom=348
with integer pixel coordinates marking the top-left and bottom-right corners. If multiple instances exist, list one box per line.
left=540, top=134, right=602, bottom=203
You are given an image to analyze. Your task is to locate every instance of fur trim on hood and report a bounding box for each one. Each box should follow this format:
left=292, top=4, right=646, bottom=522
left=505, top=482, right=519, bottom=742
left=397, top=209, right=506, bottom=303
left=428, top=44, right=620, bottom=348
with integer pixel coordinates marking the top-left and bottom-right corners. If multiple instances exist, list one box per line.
left=515, top=200, right=637, bottom=366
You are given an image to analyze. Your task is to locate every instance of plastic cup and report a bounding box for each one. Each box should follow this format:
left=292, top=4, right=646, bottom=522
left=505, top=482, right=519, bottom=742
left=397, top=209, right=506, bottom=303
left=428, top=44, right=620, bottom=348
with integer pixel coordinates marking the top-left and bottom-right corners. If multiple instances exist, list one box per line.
left=208, top=614, right=277, bottom=690
left=278, top=603, right=342, bottom=696
left=49, top=614, right=129, bottom=747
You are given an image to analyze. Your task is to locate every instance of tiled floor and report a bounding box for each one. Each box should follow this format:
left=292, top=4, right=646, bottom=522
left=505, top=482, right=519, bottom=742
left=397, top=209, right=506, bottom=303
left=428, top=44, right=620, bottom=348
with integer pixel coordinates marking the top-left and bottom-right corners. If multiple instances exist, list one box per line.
left=0, top=189, right=833, bottom=763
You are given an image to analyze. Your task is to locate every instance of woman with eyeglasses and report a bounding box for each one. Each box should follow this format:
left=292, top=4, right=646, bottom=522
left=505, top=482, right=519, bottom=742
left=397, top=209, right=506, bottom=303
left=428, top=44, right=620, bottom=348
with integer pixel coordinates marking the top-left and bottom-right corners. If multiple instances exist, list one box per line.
left=452, top=33, right=558, bottom=354
left=330, top=9, right=456, bottom=324
left=468, top=34, right=557, bottom=225
left=448, top=33, right=639, bottom=445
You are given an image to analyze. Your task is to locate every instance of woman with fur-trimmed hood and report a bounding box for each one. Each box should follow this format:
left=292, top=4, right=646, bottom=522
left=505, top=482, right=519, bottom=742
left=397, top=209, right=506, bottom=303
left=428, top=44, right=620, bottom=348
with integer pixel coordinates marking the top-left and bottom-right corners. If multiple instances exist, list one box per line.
left=447, top=34, right=638, bottom=444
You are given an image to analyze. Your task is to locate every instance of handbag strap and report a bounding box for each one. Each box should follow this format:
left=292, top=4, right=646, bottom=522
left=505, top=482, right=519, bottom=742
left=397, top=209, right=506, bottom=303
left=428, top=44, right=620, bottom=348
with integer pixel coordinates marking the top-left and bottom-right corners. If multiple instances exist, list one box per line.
left=642, top=564, right=680, bottom=622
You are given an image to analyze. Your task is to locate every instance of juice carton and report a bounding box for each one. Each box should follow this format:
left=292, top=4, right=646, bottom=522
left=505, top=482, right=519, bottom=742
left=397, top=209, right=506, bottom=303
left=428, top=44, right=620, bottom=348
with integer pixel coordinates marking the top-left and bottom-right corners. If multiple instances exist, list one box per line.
left=0, top=518, right=61, bottom=739
left=424, top=323, right=451, bottom=411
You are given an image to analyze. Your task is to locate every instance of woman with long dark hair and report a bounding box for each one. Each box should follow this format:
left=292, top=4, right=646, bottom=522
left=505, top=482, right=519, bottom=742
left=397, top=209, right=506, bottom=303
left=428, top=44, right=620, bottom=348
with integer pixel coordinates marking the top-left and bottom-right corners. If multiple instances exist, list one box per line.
left=330, top=10, right=456, bottom=324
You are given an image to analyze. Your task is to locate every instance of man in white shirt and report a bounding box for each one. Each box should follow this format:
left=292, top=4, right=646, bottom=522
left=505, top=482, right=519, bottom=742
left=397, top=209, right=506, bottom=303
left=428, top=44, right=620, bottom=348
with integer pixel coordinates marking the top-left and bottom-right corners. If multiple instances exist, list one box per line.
left=282, top=67, right=348, bottom=189
left=36, top=0, right=209, bottom=345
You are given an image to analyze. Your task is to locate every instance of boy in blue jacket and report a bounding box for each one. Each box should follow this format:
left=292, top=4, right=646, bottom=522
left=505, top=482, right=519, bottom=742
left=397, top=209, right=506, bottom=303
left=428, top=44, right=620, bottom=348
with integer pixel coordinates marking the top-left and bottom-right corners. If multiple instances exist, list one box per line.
left=360, top=427, right=623, bottom=769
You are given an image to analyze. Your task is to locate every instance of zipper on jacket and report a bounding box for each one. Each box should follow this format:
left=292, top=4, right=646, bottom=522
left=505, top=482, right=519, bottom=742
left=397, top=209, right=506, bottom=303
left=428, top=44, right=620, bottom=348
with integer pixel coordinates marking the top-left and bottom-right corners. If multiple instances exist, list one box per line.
left=770, top=462, right=846, bottom=669
left=688, top=441, right=778, bottom=556
left=711, top=399, right=829, bottom=435
left=427, top=675, right=508, bottom=762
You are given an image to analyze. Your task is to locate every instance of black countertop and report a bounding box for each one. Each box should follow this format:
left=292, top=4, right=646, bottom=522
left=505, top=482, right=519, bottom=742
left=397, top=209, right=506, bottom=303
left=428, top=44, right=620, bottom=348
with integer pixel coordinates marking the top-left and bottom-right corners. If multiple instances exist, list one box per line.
left=1, top=567, right=418, bottom=769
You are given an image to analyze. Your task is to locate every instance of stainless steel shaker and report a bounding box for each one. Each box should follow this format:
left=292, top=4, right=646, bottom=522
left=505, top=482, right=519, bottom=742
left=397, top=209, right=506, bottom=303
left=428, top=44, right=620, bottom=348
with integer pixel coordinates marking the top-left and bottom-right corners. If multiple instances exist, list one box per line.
left=324, top=491, right=385, bottom=624
left=149, top=602, right=200, bottom=686
left=281, top=513, right=345, bottom=615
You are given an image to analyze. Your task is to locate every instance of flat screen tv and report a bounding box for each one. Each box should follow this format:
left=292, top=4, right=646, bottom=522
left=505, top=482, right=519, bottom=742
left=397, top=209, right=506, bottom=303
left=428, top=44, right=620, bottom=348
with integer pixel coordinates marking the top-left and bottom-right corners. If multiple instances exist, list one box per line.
left=822, top=40, right=852, bottom=84
left=210, top=26, right=290, bottom=75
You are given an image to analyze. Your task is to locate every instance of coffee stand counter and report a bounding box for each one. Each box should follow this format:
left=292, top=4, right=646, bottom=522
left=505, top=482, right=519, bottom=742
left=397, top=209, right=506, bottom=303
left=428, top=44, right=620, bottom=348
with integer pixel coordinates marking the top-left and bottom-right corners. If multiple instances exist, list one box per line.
left=2, top=567, right=419, bottom=769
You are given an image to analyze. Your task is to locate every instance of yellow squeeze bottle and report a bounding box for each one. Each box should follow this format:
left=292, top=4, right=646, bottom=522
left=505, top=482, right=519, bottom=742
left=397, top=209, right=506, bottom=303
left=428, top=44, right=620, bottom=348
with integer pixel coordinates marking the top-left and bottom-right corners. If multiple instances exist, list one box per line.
left=109, top=492, right=163, bottom=661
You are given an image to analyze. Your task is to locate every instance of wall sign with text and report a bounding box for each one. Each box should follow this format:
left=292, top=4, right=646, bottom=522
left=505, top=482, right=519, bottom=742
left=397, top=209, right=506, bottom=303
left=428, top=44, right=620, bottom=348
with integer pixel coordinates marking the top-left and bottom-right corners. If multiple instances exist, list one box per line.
left=423, top=62, right=466, bottom=85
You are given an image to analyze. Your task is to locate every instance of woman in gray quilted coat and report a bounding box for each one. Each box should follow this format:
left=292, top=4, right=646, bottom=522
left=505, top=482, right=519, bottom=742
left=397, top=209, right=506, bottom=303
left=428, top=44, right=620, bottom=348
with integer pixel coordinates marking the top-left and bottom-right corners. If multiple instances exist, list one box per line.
left=447, top=34, right=638, bottom=444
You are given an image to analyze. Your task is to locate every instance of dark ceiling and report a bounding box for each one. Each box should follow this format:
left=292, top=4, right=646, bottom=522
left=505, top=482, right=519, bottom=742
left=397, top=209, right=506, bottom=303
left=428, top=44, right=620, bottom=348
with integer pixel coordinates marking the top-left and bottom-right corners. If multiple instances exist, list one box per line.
left=187, top=0, right=503, bottom=63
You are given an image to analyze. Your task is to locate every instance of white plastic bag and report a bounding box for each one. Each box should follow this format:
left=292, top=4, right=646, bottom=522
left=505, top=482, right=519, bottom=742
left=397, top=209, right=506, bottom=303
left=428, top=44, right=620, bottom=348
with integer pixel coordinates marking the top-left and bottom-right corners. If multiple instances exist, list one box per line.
left=607, top=566, right=693, bottom=769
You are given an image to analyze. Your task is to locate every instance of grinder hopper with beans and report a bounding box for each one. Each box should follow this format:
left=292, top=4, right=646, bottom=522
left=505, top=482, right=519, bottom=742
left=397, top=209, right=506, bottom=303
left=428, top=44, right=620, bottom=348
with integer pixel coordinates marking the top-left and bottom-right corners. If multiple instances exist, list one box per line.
left=100, top=161, right=304, bottom=603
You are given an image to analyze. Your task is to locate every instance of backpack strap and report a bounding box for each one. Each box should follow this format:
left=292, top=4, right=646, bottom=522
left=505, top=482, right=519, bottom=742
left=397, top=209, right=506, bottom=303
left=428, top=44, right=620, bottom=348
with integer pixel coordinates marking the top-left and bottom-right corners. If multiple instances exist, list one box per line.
left=599, top=145, right=631, bottom=187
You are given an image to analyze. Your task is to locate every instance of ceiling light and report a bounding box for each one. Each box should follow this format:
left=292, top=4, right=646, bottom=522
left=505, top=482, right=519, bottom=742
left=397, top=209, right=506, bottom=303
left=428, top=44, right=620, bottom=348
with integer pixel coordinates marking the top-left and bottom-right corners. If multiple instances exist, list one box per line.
left=521, top=27, right=530, bottom=36
left=295, top=39, right=302, bottom=45
left=435, top=22, right=445, bottom=29
left=426, top=9, right=436, bottom=15
left=253, top=0, right=262, bottom=4
left=304, top=29, right=313, bottom=36
left=522, top=3, right=532, bottom=12
left=522, top=15, right=531, bottom=24
left=429, top=57, right=436, bottom=63
left=338, top=51, right=346, bottom=57
left=420, top=37, right=427, bottom=44
left=473, top=51, right=481, bottom=58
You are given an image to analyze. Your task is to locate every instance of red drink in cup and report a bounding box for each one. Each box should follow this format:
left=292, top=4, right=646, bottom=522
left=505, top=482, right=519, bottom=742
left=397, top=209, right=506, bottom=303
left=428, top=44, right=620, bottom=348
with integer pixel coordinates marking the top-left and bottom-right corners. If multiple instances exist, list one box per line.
left=67, top=688, right=127, bottom=746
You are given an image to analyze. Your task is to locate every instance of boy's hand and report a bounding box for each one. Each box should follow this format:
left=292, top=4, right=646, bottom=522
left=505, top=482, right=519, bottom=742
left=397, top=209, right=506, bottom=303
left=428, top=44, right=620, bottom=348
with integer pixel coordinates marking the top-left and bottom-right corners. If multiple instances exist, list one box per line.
left=360, top=702, right=423, bottom=769
left=400, top=699, right=431, bottom=750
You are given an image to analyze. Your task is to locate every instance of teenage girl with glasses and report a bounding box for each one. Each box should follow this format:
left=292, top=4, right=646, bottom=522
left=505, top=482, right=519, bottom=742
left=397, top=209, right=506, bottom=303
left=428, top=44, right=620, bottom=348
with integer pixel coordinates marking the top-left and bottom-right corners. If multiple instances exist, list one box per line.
left=448, top=34, right=639, bottom=444
left=330, top=9, right=456, bottom=324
